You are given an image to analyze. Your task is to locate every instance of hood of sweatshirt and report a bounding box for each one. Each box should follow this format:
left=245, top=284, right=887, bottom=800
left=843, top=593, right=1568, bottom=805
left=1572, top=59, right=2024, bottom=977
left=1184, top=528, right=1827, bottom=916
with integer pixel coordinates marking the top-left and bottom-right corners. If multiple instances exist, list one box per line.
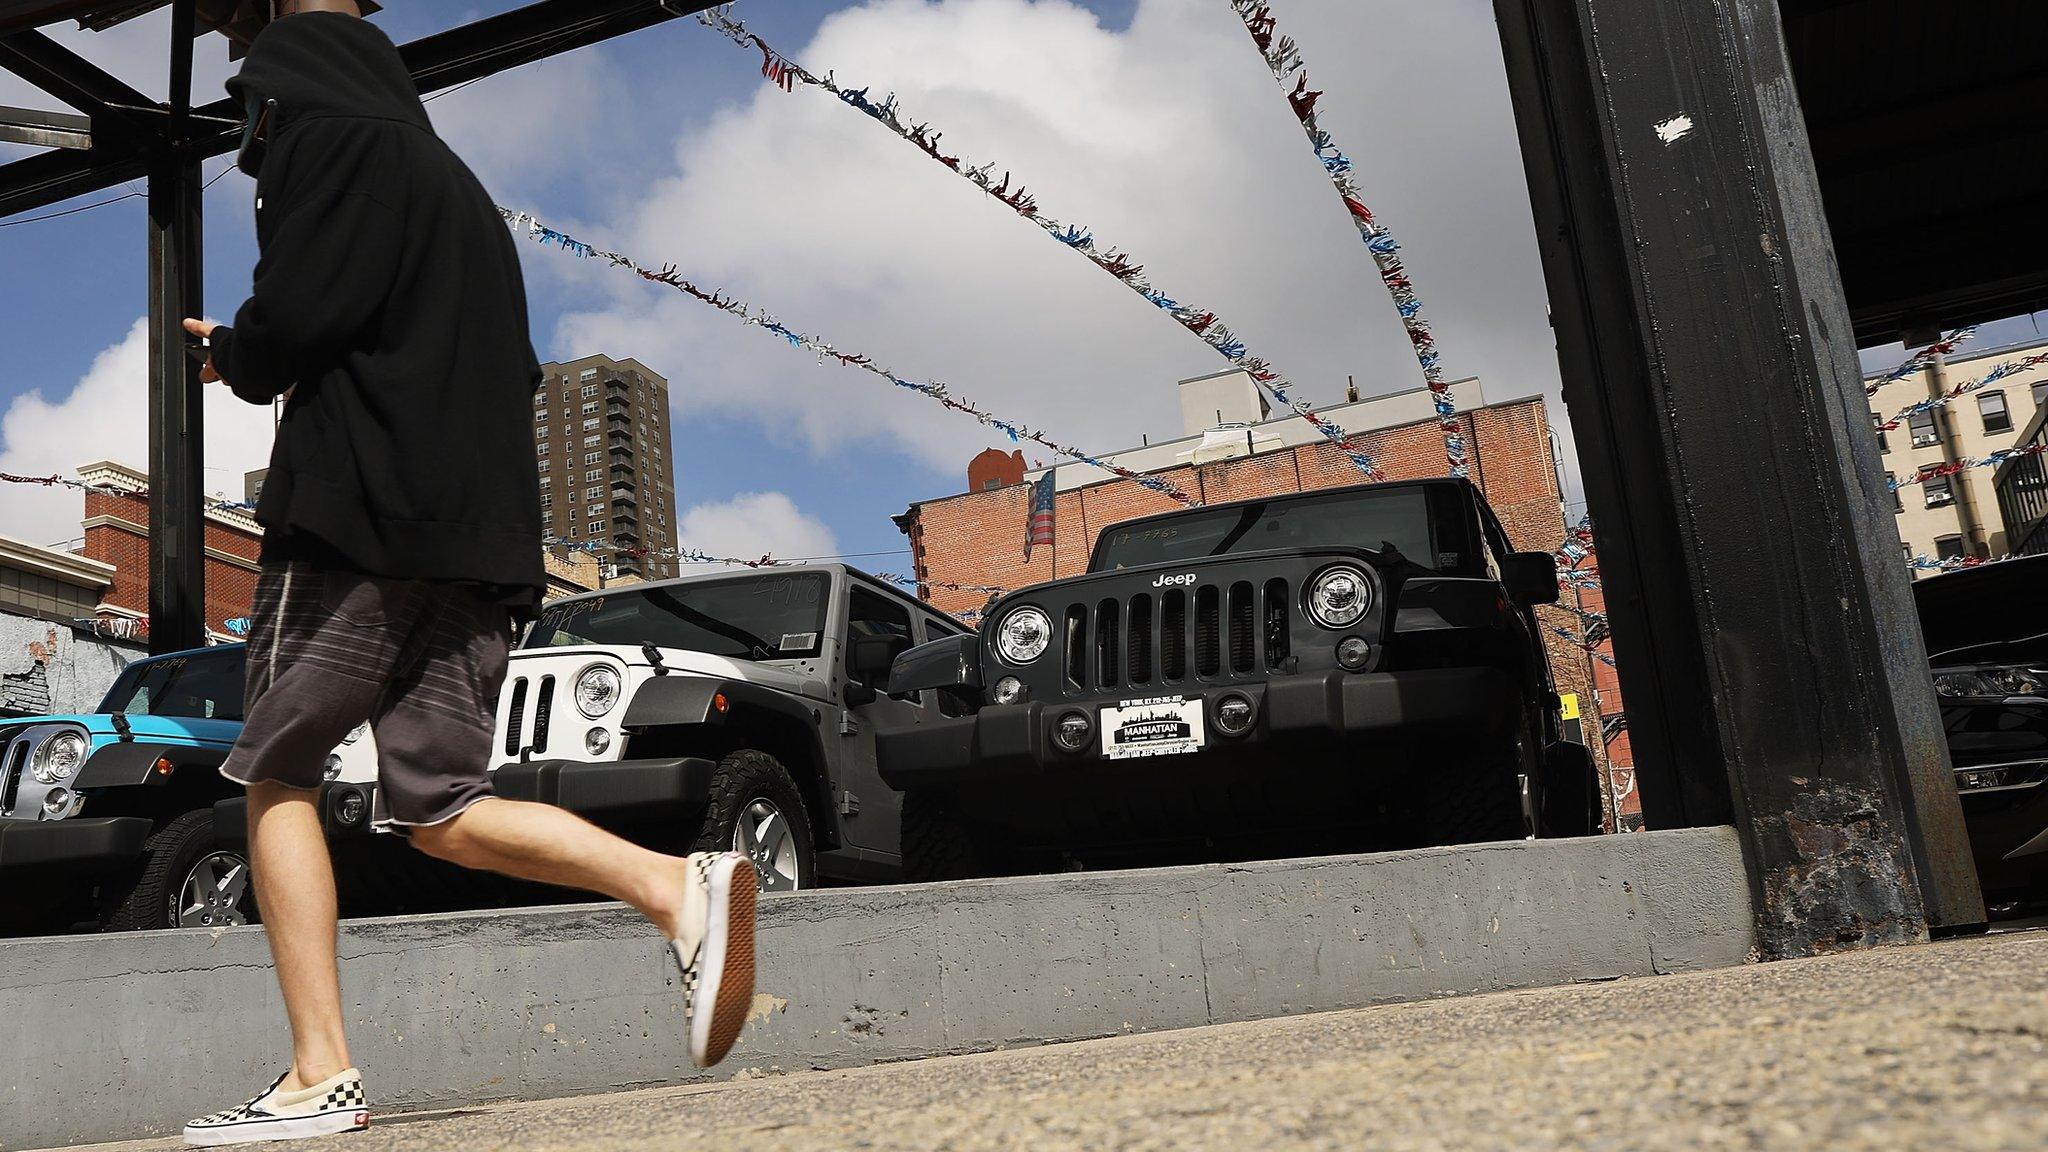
left=226, top=12, right=431, bottom=138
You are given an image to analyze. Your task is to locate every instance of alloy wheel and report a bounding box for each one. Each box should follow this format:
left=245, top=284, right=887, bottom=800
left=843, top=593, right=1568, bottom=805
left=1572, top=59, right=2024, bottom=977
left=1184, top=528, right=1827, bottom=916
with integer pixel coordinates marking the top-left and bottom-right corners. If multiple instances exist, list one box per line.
left=173, top=850, right=252, bottom=928
left=733, top=797, right=804, bottom=892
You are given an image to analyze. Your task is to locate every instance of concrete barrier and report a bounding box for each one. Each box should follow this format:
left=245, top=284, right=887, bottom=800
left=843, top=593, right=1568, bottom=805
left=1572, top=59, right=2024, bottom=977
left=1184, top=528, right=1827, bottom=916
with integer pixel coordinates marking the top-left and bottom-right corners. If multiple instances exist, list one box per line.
left=2, top=827, right=1751, bottom=1149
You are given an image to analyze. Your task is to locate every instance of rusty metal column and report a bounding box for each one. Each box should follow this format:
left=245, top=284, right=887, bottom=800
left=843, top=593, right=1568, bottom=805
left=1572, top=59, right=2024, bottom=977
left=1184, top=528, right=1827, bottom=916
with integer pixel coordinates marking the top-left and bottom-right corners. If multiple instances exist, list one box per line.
left=146, top=0, right=205, bottom=653
left=1491, top=0, right=1984, bottom=954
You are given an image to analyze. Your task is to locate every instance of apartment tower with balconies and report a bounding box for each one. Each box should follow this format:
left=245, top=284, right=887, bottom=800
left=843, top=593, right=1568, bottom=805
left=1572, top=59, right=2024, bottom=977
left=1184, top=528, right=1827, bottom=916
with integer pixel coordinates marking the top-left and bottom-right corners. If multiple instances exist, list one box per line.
left=533, top=355, right=681, bottom=580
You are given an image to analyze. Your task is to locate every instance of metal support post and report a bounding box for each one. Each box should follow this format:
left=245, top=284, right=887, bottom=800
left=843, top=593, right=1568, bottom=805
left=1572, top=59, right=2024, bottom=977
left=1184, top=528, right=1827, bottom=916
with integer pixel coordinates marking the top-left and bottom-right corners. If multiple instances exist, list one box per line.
left=1491, top=0, right=1984, bottom=954
left=146, top=0, right=205, bottom=654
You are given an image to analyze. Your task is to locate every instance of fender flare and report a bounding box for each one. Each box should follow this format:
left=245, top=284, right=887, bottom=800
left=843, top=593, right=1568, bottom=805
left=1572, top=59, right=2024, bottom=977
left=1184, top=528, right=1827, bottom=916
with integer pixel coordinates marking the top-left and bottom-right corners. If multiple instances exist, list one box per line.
left=620, top=677, right=841, bottom=848
left=73, top=740, right=228, bottom=789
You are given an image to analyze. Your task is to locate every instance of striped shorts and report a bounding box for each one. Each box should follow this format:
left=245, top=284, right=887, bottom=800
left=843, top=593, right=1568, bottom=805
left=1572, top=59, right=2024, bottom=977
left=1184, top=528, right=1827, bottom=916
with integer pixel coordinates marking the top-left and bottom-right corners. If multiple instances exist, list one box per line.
left=221, top=561, right=511, bottom=829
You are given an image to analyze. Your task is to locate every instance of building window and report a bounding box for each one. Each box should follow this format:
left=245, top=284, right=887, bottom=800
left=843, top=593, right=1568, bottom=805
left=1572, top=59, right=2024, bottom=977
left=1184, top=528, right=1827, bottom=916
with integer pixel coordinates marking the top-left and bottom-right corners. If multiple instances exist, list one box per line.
left=586, top=504, right=603, bottom=518
left=1888, top=474, right=1901, bottom=512
left=2034, top=380, right=2047, bottom=410
left=1934, top=534, right=1965, bottom=560
left=537, top=441, right=549, bottom=454
left=1908, top=410, right=1941, bottom=448
left=584, top=452, right=601, bottom=465
left=585, top=486, right=602, bottom=500
left=585, top=469, right=602, bottom=482
left=538, top=475, right=550, bottom=488
left=537, top=459, right=549, bottom=473
left=590, top=521, right=607, bottom=535
left=1901, top=542, right=1912, bottom=562
left=582, top=401, right=598, bottom=415
left=581, top=384, right=599, bottom=398
left=539, top=494, right=552, bottom=508
left=535, top=409, right=548, bottom=422
left=1924, top=473, right=1954, bottom=507
left=580, top=368, right=598, bottom=381
left=1978, top=391, right=2012, bottom=433
left=567, top=525, right=578, bottom=538
left=1871, top=412, right=1887, bottom=453
left=583, top=435, right=601, bottom=448
left=583, top=418, right=599, bottom=431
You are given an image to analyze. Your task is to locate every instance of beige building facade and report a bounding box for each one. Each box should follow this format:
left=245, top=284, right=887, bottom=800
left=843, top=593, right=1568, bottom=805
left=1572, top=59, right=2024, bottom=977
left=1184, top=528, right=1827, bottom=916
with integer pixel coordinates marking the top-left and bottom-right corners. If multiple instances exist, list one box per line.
left=534, top=355, right=682, bottom=581
left=1869, top=336, right=2048, bottom=570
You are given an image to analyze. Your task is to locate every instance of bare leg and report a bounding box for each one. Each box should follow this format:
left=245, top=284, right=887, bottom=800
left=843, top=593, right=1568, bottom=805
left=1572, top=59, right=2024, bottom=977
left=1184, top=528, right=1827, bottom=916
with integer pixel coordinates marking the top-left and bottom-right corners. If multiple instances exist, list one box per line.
left=409, top=797, right=692, bottom=938
left=246, top=780, right=353, bottom=1093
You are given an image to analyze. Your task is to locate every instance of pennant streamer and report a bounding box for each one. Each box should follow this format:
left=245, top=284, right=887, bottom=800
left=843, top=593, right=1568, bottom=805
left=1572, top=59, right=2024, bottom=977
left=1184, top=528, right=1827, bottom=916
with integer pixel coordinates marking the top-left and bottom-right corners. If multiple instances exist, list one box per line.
left=501, top=209, right=1199, bottom=506
left=1, top=470, right=256, bottom=515
left=1877, top=347, right=2048, bottom=431
left=693, top=6, right=1380, bottom=479
left=1865, top=327, right=1978, bottom=397
left=1229, top=0, right=1466, bottom=478
left=1889, top=442, right=2046, bottom=490
left=546, top=536, right=1008, bottom=595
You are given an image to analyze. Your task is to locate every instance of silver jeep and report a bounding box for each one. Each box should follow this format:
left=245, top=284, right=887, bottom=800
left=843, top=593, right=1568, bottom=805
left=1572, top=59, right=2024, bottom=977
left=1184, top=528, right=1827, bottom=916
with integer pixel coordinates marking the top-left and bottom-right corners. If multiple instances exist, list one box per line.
left=491, top=565, right=967, bottom=890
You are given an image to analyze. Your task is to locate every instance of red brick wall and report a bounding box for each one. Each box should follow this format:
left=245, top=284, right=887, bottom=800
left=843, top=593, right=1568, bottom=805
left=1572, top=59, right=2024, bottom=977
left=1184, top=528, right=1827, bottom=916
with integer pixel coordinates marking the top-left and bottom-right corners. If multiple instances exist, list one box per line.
left=1569, top=549, right=1637, bottom=831
left=967, top=449, right=1026, bottom=493
left=902, top=398, right=1612, bottom=786
left=82, top=488, right=261, bottom=638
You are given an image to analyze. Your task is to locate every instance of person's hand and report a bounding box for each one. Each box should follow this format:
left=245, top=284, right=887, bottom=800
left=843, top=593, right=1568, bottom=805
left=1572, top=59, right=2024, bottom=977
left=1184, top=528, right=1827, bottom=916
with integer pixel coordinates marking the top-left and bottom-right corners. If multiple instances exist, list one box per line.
left=182, top=318, right=221, bottom=383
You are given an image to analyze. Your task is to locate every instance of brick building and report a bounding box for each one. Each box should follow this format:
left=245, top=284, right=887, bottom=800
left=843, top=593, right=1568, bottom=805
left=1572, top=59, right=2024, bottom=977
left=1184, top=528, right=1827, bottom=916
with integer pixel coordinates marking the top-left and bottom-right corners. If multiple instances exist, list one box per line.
left=534, top=355, right=681, bottom=581
left=895, top=372, right=1618, bottom=818
left=78, top=460, right=261, bottom=643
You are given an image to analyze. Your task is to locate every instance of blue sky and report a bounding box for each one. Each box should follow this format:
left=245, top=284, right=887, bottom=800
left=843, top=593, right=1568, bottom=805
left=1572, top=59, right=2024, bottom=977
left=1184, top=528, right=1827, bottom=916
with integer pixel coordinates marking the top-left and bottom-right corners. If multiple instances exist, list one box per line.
left=3, top=0, right=2039, bottom=567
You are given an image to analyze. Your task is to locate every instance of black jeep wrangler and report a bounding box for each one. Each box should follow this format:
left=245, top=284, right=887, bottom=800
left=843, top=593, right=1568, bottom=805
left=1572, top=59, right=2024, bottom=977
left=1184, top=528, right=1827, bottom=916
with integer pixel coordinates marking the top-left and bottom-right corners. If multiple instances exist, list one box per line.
left=878, top=477, right=1601, bottom=879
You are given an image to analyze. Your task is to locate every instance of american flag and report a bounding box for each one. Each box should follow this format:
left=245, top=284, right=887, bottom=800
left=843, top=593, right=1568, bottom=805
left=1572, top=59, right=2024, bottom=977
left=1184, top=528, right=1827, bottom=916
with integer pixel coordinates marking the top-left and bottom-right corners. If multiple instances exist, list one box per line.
left=1024, top=471, right=1056, bottom=560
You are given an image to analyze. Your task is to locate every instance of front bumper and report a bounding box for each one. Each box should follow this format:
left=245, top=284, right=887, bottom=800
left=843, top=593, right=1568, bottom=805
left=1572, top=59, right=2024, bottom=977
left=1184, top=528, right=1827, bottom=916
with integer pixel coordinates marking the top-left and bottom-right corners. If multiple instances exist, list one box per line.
left=213, top=782, right=383, bottom=845
left=492, top=756, right=715, bottom=818
left=879, top=667, right=1519, bottom=789
left=0, top=816, right=152, bottom=874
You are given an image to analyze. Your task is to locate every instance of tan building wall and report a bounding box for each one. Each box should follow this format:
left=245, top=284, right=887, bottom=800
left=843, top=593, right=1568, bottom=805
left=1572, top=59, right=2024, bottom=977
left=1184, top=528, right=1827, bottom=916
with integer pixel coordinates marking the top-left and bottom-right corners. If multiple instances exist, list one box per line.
left=534, top=355, right=682, bottom=581
left=1871, top=337, right=2048, bottom=567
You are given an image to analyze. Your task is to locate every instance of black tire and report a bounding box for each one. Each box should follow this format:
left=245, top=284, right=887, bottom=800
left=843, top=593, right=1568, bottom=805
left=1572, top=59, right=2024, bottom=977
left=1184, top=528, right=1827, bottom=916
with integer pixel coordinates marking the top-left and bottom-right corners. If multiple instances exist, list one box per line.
left=690, top=749, right=816, bottom=892
left=1539, top=742, right=1602, bottom=838
left=901, top=790, right=1012, bottom=882
left=98, top=809, right=256, bottom=932
left=1420, top=722, right=1538, bottom=847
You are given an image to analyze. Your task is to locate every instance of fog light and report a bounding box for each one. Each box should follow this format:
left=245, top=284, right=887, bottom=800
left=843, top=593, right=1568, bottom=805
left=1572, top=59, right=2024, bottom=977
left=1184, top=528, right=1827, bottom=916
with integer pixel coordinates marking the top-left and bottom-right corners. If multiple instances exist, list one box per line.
left=1053, top=711, right=1093, bottom=752
left=585, top=727, right=612, bottom=755
left=322, top=753, right=344, bottom=781
left=993, top=675, right=1026, bottom=705
left=1214, top=694, right=1256, bottom=736
left=1336, top=636, right=1372, bottom=671
left=333, top=788, right=368, bottom=828
left=42, top=787, right=72, bottom=817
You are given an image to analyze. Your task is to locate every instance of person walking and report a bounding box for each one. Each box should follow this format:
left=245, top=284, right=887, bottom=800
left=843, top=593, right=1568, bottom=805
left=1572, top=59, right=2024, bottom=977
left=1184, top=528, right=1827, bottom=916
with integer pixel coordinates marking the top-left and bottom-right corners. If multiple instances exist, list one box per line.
left=178, top=4, right=757, bottom=1144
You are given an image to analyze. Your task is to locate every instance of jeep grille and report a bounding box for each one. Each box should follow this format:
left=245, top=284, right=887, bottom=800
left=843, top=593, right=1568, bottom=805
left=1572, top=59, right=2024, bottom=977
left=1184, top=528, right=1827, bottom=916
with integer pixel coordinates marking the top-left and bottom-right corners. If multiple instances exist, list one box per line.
left=1059, top=579, right=1291, bottom=692
left=502, top=674, right=557, bottom=758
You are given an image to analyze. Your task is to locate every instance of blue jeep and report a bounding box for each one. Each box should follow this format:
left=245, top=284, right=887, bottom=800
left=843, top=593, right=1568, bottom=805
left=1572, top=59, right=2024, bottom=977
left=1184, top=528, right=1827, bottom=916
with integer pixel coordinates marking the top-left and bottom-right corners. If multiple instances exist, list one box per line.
left=0, top=644, right=378, bottom=933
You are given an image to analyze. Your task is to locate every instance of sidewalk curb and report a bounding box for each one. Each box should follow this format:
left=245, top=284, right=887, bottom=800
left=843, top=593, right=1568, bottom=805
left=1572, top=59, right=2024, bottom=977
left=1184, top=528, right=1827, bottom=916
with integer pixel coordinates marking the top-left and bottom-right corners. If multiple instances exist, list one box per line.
left=2, top=827, right=1750, bottom=1148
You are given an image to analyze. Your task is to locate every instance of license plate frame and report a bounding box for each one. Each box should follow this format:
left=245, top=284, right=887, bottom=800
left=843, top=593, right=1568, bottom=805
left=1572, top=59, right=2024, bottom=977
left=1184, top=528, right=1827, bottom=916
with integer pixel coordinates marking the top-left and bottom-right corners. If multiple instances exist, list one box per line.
left=1099, top=695, right=1207, bottom=760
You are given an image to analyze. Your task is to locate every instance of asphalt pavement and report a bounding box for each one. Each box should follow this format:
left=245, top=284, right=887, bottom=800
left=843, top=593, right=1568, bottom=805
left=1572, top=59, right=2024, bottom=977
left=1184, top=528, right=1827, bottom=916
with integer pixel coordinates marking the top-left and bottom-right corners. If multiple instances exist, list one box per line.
left=62, top=927, right=2048, bottom=1152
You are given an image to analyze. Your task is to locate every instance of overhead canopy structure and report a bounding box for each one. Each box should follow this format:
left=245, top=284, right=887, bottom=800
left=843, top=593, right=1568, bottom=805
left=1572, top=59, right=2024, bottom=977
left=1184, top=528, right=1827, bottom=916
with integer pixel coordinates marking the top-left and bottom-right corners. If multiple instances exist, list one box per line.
left=0, top=0, right=722, bottom=659
left=1783, top=0, right=2048, bottom=343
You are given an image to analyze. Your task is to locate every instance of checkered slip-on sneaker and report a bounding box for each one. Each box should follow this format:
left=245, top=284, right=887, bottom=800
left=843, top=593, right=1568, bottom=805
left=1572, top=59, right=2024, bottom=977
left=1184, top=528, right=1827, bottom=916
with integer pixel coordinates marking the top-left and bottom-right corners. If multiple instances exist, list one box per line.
left=668, top=851, right=759, bottom=1068
left=183, top=1068, right=368, bottom=1146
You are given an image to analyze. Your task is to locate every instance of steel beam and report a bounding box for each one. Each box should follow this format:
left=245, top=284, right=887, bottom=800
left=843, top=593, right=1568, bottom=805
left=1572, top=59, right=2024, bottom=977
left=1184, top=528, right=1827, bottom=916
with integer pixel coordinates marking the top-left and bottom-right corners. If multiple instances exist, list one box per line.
left=0, top=102, right=88, bottom=148
left=1491, top=0, right=1984, bottom=955
left=0, top=0, right=724, bottom=218
left=0, top=27, right=157, bottom=139
left=145, top=0, right=203, bottom=654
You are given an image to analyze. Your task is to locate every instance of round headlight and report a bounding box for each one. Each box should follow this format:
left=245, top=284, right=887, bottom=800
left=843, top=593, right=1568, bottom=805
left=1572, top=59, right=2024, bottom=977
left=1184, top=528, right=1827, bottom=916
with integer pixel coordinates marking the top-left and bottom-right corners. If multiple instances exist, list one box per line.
left=1214, top=694, right=1256, bottom=737
left=30, top=730, right=86, bottom=784
left=1053, top=711, right=1093, bottom=753
left=1307, top=566, right=1372, bottom=629
left=995, top=606, right=1053, bottom=664
left=575, top=664, right=622, bottom=718
left=43, top=787, right=73, bottom=817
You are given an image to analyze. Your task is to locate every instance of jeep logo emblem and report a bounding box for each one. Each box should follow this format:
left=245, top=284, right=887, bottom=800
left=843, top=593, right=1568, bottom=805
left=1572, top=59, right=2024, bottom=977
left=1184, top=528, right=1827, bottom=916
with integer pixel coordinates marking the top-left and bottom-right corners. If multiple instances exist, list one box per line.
left=1151, top=573, right=1198, bottom=588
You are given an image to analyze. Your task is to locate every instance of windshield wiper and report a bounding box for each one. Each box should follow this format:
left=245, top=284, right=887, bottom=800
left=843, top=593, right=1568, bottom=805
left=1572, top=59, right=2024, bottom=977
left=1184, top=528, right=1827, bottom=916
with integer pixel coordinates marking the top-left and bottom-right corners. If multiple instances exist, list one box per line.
left=643, top=587, right=780, bottom=659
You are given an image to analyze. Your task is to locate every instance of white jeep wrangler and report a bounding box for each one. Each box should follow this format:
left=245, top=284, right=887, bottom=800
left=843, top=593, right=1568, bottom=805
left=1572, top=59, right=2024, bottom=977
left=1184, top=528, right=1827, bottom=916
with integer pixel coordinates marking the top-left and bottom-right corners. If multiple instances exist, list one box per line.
left=489, top=565, right=968, bottom=890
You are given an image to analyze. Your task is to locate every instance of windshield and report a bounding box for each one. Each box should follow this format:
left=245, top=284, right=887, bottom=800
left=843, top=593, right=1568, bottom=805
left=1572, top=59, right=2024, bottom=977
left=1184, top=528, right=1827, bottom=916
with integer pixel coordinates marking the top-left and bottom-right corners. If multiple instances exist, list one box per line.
left=97, top=648, right=247, bottom=721
left=1091, top=486, right=1461, bottom=572
left=524, top=573, right=831, bottom=660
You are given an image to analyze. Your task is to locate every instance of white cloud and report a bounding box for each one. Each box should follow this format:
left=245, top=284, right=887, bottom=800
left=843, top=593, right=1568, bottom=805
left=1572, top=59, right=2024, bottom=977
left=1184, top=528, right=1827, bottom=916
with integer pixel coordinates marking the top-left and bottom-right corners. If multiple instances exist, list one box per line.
left=0, top=319, right=277, bottom=547
left=676, top=491, right=839, bottom=567
left=544, top=0, right=1570, bottom=488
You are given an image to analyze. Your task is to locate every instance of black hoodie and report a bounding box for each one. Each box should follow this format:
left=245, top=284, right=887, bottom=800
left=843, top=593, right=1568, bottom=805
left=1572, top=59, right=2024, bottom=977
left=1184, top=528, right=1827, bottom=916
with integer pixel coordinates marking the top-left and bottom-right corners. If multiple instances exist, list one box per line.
left=210, top=12, right=544, bottom=599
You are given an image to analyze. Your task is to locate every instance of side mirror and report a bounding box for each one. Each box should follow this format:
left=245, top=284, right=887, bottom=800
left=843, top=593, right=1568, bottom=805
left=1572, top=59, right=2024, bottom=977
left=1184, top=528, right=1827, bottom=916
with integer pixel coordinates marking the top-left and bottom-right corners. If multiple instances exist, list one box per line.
left=1503, top=552, right=1561, bottom=605
left=845, top=633, right=911, bottom=707
left=886, top=634, right=983, bottom=696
